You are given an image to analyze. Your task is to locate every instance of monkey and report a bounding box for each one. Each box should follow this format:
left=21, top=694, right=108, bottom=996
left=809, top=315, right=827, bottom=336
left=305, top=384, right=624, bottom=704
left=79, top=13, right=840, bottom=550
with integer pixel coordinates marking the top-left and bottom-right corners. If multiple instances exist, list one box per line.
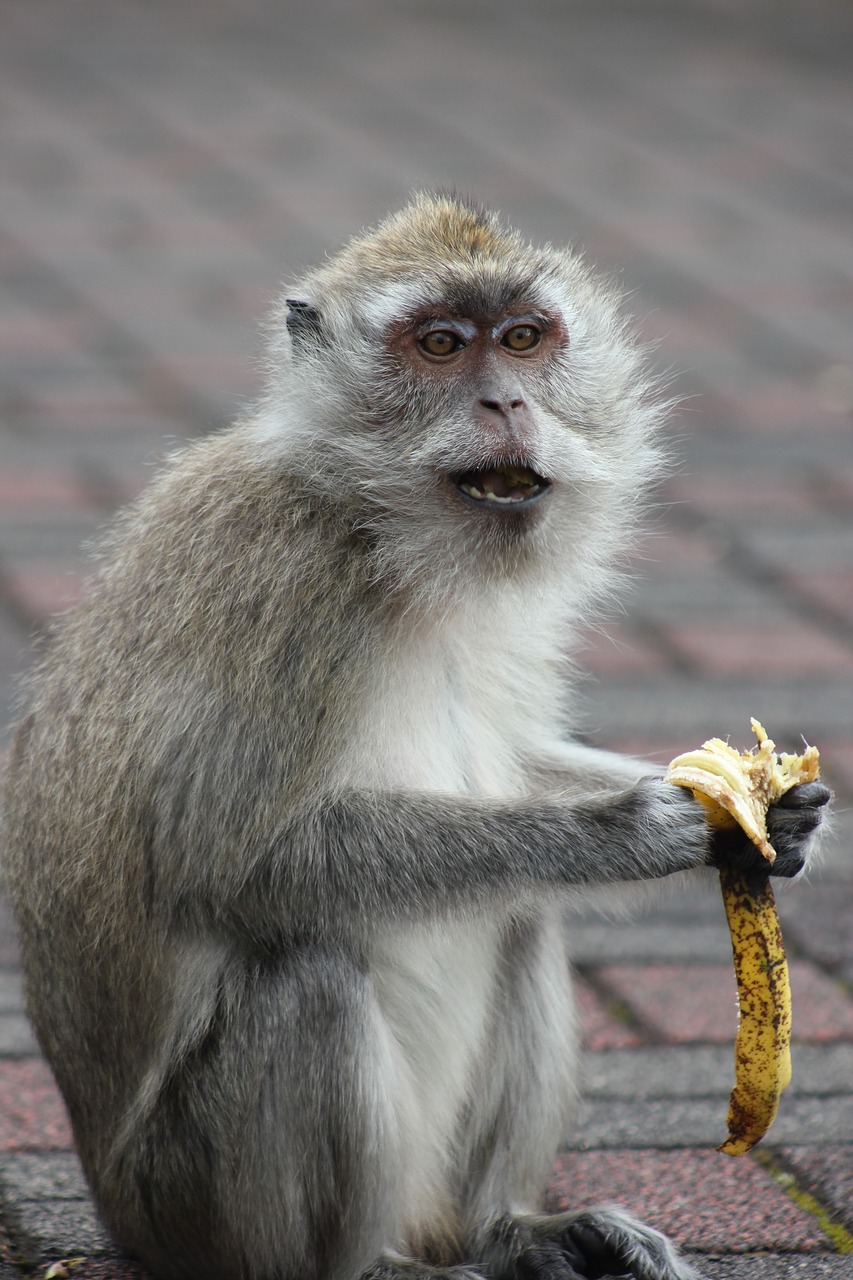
left=2, top=193, right=829, bottom=1280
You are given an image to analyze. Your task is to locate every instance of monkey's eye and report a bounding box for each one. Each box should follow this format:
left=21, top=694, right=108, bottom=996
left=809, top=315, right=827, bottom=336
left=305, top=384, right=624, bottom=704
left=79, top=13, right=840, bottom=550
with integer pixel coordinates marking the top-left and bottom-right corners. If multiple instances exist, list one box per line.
left=418, top=330, right=463, bottom=359
left=501, top=324, right=541, bottom=353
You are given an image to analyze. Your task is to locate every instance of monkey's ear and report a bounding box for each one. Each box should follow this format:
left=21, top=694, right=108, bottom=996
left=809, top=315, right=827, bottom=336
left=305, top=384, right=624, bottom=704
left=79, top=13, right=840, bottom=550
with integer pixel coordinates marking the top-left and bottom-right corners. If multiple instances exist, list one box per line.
left=285, top=299, right=326, bottom=350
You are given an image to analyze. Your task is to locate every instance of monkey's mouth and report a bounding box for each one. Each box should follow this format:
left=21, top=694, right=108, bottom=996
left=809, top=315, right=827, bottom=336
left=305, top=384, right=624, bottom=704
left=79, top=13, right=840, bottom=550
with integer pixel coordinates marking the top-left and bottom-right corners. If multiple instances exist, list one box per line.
left=454, top=464, right=551, bottom=508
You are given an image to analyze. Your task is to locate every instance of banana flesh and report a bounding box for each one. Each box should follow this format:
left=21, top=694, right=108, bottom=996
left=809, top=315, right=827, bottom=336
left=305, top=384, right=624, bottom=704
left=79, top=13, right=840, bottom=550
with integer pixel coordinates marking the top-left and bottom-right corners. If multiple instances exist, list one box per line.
left=666, top=719, right=820, bottom=1156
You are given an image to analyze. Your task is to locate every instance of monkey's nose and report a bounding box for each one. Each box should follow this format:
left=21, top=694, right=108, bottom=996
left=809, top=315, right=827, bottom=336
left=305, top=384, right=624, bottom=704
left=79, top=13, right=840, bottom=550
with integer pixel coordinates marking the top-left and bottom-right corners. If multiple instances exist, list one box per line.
left=478, top=395, right=525, bottom=418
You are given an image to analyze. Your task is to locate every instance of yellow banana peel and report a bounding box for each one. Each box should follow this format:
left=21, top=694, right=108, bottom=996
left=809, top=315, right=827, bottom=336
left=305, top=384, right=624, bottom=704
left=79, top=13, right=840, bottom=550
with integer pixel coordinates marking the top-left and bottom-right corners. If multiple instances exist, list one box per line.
left=666, top=719, right=820, bottom=1156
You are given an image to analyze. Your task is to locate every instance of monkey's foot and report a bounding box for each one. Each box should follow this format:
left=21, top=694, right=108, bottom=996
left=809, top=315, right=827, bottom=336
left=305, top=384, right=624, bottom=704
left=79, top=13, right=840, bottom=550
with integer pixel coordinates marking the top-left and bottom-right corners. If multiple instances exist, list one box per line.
left=481, top=1208, right=702, bottom=1280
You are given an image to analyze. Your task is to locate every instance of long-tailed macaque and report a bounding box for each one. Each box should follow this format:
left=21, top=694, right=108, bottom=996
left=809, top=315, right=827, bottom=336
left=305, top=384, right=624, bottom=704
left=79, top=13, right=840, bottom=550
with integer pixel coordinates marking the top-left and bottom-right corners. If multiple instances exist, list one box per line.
left=3, top=194, right=829, bottom=1280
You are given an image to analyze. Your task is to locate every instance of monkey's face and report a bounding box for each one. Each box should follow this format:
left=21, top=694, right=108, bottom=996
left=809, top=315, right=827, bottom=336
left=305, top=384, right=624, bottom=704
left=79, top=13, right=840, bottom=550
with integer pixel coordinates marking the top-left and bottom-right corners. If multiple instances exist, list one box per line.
left=383, top=303, right=565, bottom=519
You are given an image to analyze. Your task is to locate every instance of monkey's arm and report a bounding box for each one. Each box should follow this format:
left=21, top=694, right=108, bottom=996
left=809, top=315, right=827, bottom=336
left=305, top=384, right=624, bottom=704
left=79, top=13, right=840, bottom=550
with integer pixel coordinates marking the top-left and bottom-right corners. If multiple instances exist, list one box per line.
left=157, top=776, right=711, bottom=941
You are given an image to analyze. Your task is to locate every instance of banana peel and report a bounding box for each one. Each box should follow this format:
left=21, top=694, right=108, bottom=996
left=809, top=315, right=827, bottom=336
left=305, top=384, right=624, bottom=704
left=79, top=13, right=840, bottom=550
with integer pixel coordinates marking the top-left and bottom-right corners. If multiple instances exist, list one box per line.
left=666, top=719, right=820, bottom=1156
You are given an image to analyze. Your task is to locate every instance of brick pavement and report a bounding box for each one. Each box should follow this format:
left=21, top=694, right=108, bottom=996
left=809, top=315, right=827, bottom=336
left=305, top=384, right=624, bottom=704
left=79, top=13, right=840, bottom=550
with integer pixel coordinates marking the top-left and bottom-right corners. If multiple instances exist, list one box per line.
left=1, top=0, right=852, bottom=1276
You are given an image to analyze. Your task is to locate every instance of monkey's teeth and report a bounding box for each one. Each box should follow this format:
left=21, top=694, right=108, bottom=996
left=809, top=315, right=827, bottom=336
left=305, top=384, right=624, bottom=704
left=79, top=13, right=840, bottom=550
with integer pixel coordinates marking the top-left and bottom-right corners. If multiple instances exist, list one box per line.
left=456, top=465, right=549, bottom=506
left=486, top=491, right=532, bottom=504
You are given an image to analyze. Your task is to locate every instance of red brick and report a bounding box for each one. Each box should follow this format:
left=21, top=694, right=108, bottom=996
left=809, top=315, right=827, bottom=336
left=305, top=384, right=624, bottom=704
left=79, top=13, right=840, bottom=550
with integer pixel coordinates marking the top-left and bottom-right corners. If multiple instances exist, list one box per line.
left=26, top=390, right=159, bottom=430
left=5, top=562, right=88, bottom=621
left=593, top=962, right=853, bottom=1045
left=718, top=383, right=848, bottom=435
left=575, top=977, right=642, bottom=1051
left=0, top=468, right=94, bottom=514
left=548, top=1148, right=832, bottom=1251
left=0, top=1059, right=73, bottom=1150
left=0, top=315, right=80, bottom=355
left=822, top=465, right=853, bottom=509
left=784, top=569, right=853, bottom=627
left=666, top=620, right=853, bottom=677
left=627, top=527, right=725, bottom=569
left=574, top=624, right=669, bottom=678
left=666, top=473, right=819, bottom=519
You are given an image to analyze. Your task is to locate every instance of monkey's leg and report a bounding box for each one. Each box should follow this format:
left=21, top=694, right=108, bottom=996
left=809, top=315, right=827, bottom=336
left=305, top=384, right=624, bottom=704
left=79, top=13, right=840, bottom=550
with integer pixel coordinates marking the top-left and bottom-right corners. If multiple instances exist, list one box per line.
left=98, top=947, right=411, bottom=1280
left=459, top=915, right=701, bottom=1280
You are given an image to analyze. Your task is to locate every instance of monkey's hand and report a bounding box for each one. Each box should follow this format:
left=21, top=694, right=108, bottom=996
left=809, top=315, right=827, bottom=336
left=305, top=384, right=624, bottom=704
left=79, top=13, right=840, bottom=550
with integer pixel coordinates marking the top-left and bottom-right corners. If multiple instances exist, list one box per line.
left=666, top=720, right=829, bottom=1157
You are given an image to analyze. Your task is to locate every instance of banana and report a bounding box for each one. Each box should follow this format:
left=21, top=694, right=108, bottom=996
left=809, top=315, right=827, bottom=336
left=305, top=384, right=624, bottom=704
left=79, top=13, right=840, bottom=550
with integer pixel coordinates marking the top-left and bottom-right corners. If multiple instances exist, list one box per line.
left=666, top=719, right=820, bottom=1156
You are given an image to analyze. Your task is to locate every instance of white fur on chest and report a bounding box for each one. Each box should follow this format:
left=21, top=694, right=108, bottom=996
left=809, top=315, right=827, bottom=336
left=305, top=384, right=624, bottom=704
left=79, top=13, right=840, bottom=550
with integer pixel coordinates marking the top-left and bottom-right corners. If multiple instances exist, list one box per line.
left=341, top=590, right=570, bottom=799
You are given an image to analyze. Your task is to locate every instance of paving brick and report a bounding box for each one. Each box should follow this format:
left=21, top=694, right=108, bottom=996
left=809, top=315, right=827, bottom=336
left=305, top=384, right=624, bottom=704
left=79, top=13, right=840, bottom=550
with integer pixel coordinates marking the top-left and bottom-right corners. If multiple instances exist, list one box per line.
left=10, top=1200, right=114, bottom=1264
left=665, top=620, right=853, bottom=679
left=0, top=470, right=96, bottom=516
left=582, top=674, right=853, bottom=745
left=572, top=623, right=670, bottom=678
left=0, top=904, right=21, bottom=969
left=780, top=1145, right=853, bottom=1235
left=1, top=0, right=852, bottom=1270
left=744, top=528, right=853, bottom=576
left=0, top=1015, right=38, bottom=1058
left=816, top=740, right=853, bottom=801
left=779, top=881, right=853, bottom=975
left=573, top=1096, right=853, bottom=1150
left=0, top=1059, right=73, bottom=1151
left=666, top=472, right=822, bottom=521
left=569, top=920, right=731, bottom=965
left=583, top=1043, right=853, bottom=1100
left=548, top=1148, right=832, bottom=1252
left=3, top=562, right=89, bottom=623
left=24, top=1263, right=151, bottom=1280
left=785, top=568, right=853, bottom=628
left=693, top=1258, right=853, bottom=1279
left=575, top=976, right=642, bottom=1051
left=0, top=974, right=24, bottom=1013
left=592, top=961, right=853, bottom=1045
left=0, top=1227, right=20, bottom=1280
left=0, top=1153, right=89, bottom=1202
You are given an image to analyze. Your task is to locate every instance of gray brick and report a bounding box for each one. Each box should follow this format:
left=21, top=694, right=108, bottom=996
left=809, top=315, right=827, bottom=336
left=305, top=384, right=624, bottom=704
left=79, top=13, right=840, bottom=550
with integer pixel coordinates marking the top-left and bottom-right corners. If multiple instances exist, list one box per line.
left=581, top=675, right=853, bottom=740
left=0, top=974, right=24, bottom=1014
left=692, top=1259, right=853, bottom=1279
left=583, top=1044, right=853, bottom=1100
left=570, top=1097, right=853, bottom=1150
left=568, top=922, right=731, bottom=965
left=0, top=1015, right=37, bottom=1057
left=11, top=1200, right=114, bottom=1263
left=0, top=1153, right=88, bottom=1201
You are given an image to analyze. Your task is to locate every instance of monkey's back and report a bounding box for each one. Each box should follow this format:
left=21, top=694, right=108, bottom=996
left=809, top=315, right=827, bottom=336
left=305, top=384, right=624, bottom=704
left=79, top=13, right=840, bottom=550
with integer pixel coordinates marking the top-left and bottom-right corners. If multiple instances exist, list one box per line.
left=1, top=425, right=381, bottom=1173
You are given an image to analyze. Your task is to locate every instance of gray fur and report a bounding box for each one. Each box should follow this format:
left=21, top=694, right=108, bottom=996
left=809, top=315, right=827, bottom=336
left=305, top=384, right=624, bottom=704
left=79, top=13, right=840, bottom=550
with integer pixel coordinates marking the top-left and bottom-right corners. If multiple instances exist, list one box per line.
left=3, top=196, right=824, bottom=1280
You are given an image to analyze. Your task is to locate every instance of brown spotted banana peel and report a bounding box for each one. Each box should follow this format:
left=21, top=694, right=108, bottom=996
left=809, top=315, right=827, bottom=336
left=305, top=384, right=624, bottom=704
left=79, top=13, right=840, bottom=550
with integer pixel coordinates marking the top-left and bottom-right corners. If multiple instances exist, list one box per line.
left=665, top=719, right=821, bottom=1156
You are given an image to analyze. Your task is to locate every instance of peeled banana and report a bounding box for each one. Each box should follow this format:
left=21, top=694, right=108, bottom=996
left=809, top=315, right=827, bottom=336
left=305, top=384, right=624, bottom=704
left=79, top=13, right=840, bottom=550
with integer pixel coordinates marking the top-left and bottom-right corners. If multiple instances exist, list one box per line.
left=666, top=719, right=820, bottom=1156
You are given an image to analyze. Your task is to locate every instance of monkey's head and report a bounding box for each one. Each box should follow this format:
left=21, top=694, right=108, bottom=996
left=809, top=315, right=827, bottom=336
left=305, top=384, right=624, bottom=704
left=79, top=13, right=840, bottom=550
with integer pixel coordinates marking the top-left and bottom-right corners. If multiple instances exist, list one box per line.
left=261, top=194, right=668, bottom=607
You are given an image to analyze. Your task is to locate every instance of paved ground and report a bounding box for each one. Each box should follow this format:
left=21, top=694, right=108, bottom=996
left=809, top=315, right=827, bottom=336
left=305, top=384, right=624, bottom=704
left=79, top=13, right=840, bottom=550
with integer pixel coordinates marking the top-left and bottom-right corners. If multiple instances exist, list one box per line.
left=1, top=0, right=852, bottom=1276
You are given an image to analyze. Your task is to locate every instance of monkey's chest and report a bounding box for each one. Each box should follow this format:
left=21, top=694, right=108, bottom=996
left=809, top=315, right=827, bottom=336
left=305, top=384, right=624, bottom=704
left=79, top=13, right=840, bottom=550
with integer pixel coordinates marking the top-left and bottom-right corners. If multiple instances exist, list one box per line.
left=343, top=645, right=534, bottom=799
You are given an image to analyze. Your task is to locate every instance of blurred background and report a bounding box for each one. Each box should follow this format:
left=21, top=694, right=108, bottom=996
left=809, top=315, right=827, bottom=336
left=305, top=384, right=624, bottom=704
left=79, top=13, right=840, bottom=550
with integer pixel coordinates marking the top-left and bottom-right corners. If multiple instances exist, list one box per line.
left=1, top=0, right=852, bottom=842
